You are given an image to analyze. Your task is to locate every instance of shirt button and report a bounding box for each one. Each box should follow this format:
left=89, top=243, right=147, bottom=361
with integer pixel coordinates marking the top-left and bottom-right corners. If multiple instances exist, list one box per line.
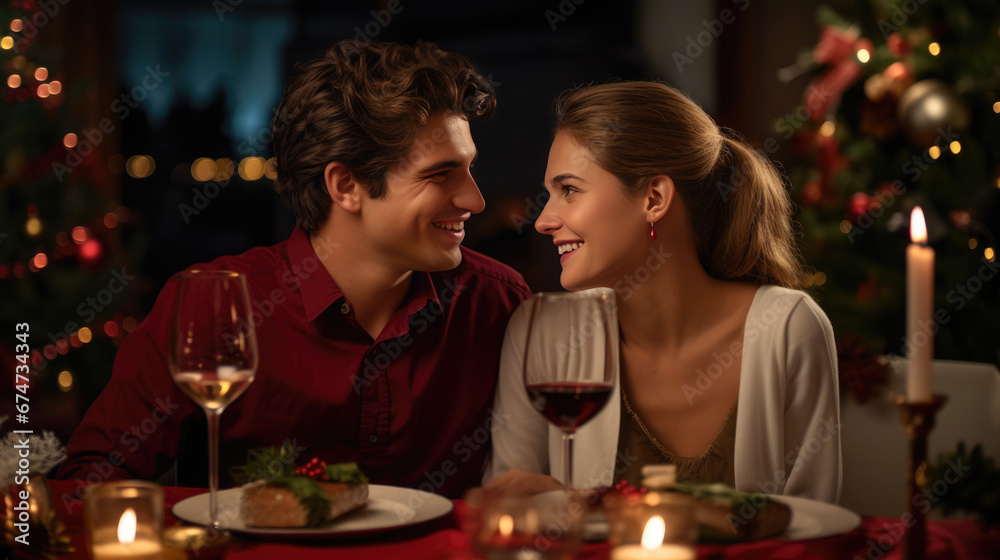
left=340, top=302, right=350, bottom=315
left=369, top=433, right=378, bottom=444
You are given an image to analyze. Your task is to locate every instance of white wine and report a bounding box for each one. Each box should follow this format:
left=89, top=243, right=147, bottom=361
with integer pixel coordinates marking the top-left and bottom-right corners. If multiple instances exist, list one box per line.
left=174, top=368, right=254, bottom=411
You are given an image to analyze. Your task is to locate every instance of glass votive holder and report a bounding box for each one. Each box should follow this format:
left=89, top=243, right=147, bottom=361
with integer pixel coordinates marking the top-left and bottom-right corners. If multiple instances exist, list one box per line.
left=604, top=491, right=697, bottom=560
left=465, top=489, right=586, bottom=560
left=84, top=480, right=164, bottom=560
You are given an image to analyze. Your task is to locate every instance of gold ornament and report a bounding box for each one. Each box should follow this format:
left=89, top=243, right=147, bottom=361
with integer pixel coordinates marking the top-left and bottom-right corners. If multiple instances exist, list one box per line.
left=3, top=476, right=74, bottom=559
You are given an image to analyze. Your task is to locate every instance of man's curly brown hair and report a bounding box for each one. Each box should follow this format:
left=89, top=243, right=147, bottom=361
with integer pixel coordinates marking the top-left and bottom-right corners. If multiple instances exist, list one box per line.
left=271, top=40, right=496, bottom=234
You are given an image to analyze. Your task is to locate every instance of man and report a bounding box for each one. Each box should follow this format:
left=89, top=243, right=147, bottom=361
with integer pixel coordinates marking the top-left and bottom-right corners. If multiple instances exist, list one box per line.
left=56, top=40, right=531, bottom=499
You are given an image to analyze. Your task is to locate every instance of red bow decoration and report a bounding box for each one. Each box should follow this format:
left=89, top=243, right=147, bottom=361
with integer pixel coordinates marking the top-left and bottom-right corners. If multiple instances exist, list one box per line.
left=803, top=26, right=874, bottom=122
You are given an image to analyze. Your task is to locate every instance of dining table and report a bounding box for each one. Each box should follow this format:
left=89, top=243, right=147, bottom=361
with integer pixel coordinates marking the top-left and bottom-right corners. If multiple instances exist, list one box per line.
left=33, top=478, right=999, bottom=559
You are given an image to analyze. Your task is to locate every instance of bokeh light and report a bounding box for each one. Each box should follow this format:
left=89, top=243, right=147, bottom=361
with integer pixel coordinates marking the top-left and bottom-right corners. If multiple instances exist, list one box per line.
left=928, top=42, right=940, bottom=56
left=34, top=67, right=47, bottom=81
left=25, top=217, right=42, bottom=236
left=238, top=157, right=265, bottom=181
left=58, top=370, right=74, bottom=391
left=856, top=49, right=870, bottom=63
left=78, top=327, right=93, bottom=344
left=80, top=238, right=103, bottom=262
left=72, top=226, right=88, bottom=244
left=63, top=133, right=78, bottom=148
left=928, top=146, right=941, bottom=160
left=126, top=155, right=155, bottom=178
left=191, top=157, right=216, bottom=182
left=6, top=74, right=20, bottom=88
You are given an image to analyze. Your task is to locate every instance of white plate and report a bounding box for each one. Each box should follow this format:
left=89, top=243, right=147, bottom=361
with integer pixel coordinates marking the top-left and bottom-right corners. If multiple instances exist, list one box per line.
left=577, top=494, right=861, bottom=542
left=172, top=484, right=454, bottom=539
left=770, top=495, right=861, bottom=541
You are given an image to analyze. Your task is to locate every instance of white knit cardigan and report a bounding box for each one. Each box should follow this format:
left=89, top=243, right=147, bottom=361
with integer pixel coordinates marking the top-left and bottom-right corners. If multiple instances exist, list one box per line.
left=484, top=285, right=842, bottom=504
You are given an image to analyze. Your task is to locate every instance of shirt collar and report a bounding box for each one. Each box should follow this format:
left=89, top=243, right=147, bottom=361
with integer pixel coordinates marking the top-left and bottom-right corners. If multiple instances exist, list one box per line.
left=287, top=227, right=344, bottom=322
left=287, top=227, right=443, bottom=324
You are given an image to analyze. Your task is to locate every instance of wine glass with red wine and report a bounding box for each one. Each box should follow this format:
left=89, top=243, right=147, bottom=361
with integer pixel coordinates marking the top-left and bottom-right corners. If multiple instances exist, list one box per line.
left=169, top=270, right=258, bottom=528
left=522, top=288, right=617, bottom=490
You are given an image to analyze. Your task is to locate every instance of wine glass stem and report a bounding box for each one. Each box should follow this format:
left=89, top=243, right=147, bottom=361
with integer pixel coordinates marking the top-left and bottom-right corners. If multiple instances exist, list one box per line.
left=206, top=408, right=221, bottom=528
left=562, top=430, right=575, bottom=491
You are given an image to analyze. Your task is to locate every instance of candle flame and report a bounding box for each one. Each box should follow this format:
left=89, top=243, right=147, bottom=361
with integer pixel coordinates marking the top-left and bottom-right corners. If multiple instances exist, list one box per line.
left=640, top=515, right=666, bottom=549
left=117, top=508, right=136, bottom=544
left=498, top=514, right=513, bottom=537
left=910, top=207, right=927, bottom=244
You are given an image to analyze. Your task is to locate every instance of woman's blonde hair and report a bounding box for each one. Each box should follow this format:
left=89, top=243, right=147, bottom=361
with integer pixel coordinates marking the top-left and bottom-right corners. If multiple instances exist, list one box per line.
left=554, top=81, right=804, bottom=288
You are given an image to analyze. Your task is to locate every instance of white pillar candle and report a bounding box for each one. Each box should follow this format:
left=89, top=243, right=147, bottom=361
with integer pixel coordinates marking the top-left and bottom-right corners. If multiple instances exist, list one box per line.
left=906, top=206, right=934, bottom=402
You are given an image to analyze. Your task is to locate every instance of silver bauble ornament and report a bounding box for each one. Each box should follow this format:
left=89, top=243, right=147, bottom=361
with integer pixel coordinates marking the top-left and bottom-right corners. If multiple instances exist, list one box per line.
left=897, top=79, right=969, bottom=147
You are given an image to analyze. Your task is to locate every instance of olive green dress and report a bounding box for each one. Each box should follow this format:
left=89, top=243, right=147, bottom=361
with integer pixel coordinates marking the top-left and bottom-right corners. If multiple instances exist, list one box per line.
left=614, top=390, right=738, bottom=487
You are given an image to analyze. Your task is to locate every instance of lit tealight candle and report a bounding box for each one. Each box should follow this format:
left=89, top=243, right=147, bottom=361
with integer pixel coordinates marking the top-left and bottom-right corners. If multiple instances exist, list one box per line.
left=906, top=206, right=934, bottom=402
left=91, top=508, right=162, bottom=559
left=611, top=515, right=696, bottom=560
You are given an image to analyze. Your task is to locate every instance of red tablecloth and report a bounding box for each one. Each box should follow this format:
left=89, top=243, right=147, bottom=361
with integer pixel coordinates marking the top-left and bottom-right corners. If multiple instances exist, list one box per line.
left=31, top=479, right=999, bottom=559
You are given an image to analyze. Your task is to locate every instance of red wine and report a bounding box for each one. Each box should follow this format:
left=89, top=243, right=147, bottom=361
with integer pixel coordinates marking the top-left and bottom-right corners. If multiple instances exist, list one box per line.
left=526, top=382, right=613, bottom=430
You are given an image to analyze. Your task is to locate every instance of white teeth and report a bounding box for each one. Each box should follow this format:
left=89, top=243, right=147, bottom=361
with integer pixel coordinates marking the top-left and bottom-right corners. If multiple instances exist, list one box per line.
left=433, top=222, right=464, bottom=232
left=558, top=242, right=583, bottom=255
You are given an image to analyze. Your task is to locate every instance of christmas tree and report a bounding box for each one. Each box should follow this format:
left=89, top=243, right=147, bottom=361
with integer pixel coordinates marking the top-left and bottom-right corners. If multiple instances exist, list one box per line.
left=1, top=1, right=136, bottom=438
left=781, top=1, right=1000, bottom=397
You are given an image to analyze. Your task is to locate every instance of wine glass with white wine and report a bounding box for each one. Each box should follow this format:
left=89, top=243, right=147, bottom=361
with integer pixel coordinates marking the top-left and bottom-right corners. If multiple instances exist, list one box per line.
left=169, top=270, right=258, bottom=528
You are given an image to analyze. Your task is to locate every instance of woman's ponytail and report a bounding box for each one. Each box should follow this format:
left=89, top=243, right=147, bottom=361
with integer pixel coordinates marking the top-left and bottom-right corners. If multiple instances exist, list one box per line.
left=703, top=134, right=803, bottom=288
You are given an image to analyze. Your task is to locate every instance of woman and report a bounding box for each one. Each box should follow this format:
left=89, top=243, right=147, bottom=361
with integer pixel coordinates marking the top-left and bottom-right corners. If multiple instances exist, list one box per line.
left=484, top=81, right=841, bottom=503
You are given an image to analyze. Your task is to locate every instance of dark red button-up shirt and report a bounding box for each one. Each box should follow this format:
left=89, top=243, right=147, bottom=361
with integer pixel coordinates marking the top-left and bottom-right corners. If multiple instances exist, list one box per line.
left=56, top=228, right=530, bottom=499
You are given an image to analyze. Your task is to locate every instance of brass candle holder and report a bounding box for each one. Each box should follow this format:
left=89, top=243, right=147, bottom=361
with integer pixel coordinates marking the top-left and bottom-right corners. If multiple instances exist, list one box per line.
left=895, top=393, right=947, bottom=560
